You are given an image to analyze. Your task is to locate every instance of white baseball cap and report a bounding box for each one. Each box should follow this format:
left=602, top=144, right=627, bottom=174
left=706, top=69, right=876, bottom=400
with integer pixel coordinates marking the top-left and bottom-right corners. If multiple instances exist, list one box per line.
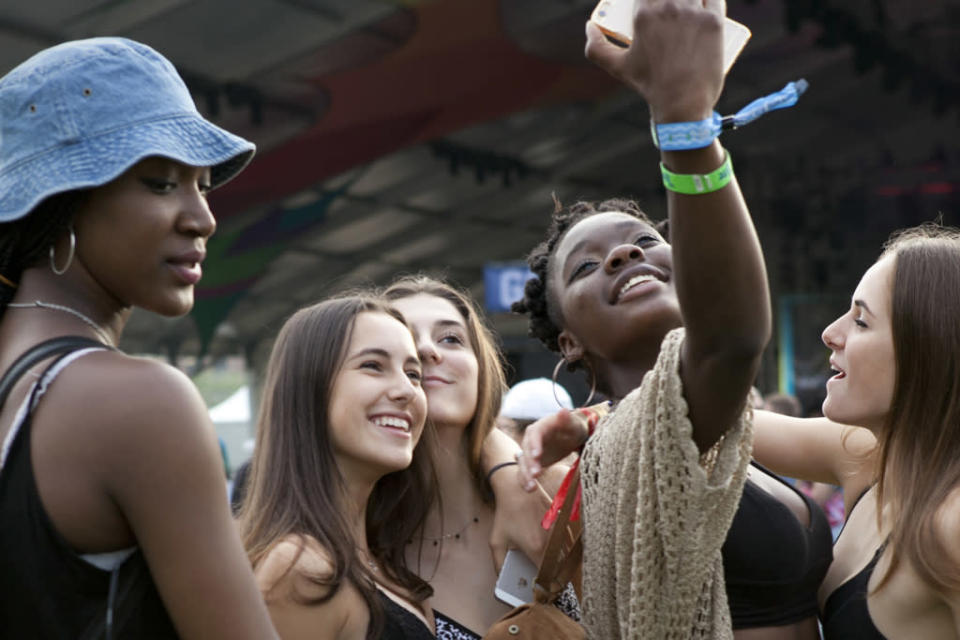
left=500, top=377, right=573, bottom=420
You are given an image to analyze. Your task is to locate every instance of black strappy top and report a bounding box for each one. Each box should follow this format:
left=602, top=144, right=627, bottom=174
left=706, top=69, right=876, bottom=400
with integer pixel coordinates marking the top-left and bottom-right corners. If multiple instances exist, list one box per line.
left=820, top=486, right=888, bottom=639
left=0, top=344, right=177, bottom=638
left=379, top=591, right=434, bottom=640
left=821, top=545, right=888, bottom=639
left=722, top=462, right=834, bottom=628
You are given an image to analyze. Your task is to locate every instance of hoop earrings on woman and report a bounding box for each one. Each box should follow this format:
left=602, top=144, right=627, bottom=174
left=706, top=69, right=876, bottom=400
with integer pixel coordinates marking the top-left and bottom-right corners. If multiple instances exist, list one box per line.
left=552, top=354, right=597, bottom=408
left=49, top=227, right=76, bottom=275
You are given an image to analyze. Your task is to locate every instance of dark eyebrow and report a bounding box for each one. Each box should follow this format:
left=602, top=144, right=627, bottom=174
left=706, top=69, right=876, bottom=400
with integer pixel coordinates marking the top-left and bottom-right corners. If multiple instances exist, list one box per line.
left=347, top=347, right=389, bottom=361
left=854, top=299, right=874, bottom=316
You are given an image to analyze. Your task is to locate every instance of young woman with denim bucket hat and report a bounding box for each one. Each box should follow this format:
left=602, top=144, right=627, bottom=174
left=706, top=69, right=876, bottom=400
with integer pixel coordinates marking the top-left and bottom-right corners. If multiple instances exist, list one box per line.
left=0, top=38, right=278, bottom=639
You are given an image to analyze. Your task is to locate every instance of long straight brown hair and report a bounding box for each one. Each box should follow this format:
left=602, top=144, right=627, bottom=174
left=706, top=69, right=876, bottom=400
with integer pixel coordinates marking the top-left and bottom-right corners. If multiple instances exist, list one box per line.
left=238, top=295, right=436, bottom=639
left=383, top=275, right=507, bottom=498
left=873, top=224, right=960, bottom=593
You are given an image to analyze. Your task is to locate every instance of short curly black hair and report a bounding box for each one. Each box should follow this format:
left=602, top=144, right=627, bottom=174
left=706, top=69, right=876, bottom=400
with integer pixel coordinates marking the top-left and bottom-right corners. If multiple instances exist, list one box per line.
left=511, top=196, right=663, bottom=370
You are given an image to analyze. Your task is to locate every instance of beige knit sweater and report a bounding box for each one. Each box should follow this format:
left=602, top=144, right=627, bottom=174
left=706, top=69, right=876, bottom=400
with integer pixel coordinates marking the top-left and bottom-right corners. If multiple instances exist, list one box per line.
left=580, top=328, right=753, bottom=640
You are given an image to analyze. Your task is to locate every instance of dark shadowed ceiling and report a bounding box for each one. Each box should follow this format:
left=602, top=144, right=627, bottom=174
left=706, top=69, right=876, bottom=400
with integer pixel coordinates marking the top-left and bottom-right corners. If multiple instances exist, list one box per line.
left=2, top=0, right=958, bottom=391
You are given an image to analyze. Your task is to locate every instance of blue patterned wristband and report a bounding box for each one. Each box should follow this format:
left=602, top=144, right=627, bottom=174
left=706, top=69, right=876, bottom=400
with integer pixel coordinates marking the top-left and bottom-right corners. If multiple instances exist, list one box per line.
left=651, top=114, right=723, bottom=151
left=651, top=80, right=810, bottom=151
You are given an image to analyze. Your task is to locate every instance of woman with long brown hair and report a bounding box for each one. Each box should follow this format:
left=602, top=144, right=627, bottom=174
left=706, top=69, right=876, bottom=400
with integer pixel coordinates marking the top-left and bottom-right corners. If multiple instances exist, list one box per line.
left=383, top=275, right=573, bottom=638
left=239, top=295, right=436, bottom=640
left=750, top=225, right=960, bottom=638
left=384, top=275, right=513, bottom=637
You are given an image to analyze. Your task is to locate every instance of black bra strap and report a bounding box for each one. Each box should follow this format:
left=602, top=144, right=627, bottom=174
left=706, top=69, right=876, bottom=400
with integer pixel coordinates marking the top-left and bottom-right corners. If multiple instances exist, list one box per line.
left=0, top=337, right=108, bottom=411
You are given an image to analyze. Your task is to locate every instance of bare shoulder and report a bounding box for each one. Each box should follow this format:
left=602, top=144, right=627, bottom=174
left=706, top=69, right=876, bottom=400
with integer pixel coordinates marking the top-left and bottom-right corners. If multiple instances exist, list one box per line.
left=257, top=535, right=338, bottom=599
left=47, top=350, right=212, bottom=446
left=930, top=487, right=960, bottom=627
left=32, top=350, right=221, bottom=501
left=256, top=535, right=367, bottom=640
left=934, top=488, right=960, bottom=565
left=56, top=350, right=206, bottom=419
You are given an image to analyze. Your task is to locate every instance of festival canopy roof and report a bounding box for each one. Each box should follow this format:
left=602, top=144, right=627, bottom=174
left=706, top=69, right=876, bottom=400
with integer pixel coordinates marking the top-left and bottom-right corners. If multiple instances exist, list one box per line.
left=2, top=0, right=957, bottom=362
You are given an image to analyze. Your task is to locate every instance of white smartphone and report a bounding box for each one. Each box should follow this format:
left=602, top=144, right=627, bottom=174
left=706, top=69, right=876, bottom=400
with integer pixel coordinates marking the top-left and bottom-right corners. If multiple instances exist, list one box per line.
left=591, top=0, right=752, bottom=74
left=494, top=549, right=539, bottom=608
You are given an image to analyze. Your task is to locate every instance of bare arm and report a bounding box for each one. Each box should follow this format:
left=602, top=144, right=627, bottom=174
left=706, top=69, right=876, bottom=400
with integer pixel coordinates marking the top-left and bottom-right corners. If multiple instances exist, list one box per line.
left=93, top=359, right=279, bottom=639
left=482, top=425, right=564, bottom=570
left=585, top=1, right=771, bottom=453
left=752, top=409, right=876, bottom=502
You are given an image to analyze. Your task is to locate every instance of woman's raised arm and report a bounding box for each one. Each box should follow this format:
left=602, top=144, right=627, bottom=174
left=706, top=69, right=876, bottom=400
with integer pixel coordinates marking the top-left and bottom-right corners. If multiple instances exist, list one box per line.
left=585, top=2, right=771, bottom=453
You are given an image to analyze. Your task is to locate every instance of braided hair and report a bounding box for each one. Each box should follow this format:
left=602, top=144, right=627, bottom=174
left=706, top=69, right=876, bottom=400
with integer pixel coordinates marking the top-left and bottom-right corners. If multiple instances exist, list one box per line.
left=0, top=190, right=87, bottom=313
left=511, top=196, right=662, bottom=373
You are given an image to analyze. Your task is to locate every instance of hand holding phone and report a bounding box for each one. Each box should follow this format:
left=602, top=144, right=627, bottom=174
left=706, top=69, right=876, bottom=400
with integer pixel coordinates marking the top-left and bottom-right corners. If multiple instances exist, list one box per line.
left=591, top=0, right=751, bottom=74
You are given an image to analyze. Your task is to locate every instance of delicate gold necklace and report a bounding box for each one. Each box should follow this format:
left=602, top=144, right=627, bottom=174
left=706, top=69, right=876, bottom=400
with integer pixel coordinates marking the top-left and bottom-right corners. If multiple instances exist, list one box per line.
left=7, top=300, right=113, bottom=346
left=420, top=516, right=480, bottom=546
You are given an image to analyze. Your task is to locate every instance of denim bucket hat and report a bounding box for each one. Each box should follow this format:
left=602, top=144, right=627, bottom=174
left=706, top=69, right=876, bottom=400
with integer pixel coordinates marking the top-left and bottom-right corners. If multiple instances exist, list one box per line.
left=0, top=37, right=255, bottom=223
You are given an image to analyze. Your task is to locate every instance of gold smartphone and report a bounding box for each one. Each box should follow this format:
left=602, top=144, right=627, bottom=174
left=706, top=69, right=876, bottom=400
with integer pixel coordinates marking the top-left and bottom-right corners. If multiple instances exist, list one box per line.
left=591, top=0, right=751, bottom=74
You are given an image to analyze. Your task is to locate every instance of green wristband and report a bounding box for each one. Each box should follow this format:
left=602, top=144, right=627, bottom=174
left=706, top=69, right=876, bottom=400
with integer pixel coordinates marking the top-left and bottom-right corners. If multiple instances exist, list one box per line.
left=660, top=150, right=733, bottom=195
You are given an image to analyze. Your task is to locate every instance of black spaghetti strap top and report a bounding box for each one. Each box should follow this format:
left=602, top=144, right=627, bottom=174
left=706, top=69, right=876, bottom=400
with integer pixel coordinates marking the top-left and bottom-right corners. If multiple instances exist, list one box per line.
left=0, top=347, right=178, bottom=639
left=722, top=462, right=834, bottom=628
left=379, top=591, right=434, bottom=640
left=821, top=545, right=888, bottom=639
left=820, top=485, right=888, bottom=639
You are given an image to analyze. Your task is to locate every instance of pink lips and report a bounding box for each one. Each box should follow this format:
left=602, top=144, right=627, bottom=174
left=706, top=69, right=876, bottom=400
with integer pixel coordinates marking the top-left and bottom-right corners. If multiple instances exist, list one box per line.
left=167, top=250, right=205, bottom=285
left=422, top=375, right=450, bottom=388
left=168, top=262, right=202, bottom=285
left=370, top=413, right=414, bottom=439
left=828, top=358, right=846, bottom=382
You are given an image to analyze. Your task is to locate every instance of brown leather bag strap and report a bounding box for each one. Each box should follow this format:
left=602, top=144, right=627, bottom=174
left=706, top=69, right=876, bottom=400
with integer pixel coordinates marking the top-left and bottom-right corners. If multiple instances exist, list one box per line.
left=533, top=465, right=582, bottom=603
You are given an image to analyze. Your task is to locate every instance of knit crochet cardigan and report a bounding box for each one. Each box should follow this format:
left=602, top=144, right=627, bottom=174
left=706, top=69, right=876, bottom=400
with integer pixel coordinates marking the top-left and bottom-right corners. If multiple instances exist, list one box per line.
left=580, top=328, right=753, bottom=639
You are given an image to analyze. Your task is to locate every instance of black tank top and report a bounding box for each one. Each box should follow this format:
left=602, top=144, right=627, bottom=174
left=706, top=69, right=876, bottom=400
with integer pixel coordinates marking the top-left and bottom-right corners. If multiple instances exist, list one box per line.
left=820, top=486, right=888, bottom=640
left=722, top=462, right=834, bottom=628
left=0, top=347, right=178, bottom=639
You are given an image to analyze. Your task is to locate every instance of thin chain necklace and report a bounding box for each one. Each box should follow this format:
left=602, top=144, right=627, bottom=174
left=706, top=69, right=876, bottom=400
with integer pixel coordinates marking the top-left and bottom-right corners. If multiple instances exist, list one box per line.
left=7, top=300, right=113, bottom=346
left=420, top=516, right=480, bottom=546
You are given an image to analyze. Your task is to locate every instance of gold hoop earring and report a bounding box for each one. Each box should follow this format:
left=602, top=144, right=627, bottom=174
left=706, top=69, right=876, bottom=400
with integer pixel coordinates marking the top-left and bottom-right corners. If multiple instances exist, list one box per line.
left=49, top=227, right=76, bottom=276
left=553, top=355, right=598, bottom=408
